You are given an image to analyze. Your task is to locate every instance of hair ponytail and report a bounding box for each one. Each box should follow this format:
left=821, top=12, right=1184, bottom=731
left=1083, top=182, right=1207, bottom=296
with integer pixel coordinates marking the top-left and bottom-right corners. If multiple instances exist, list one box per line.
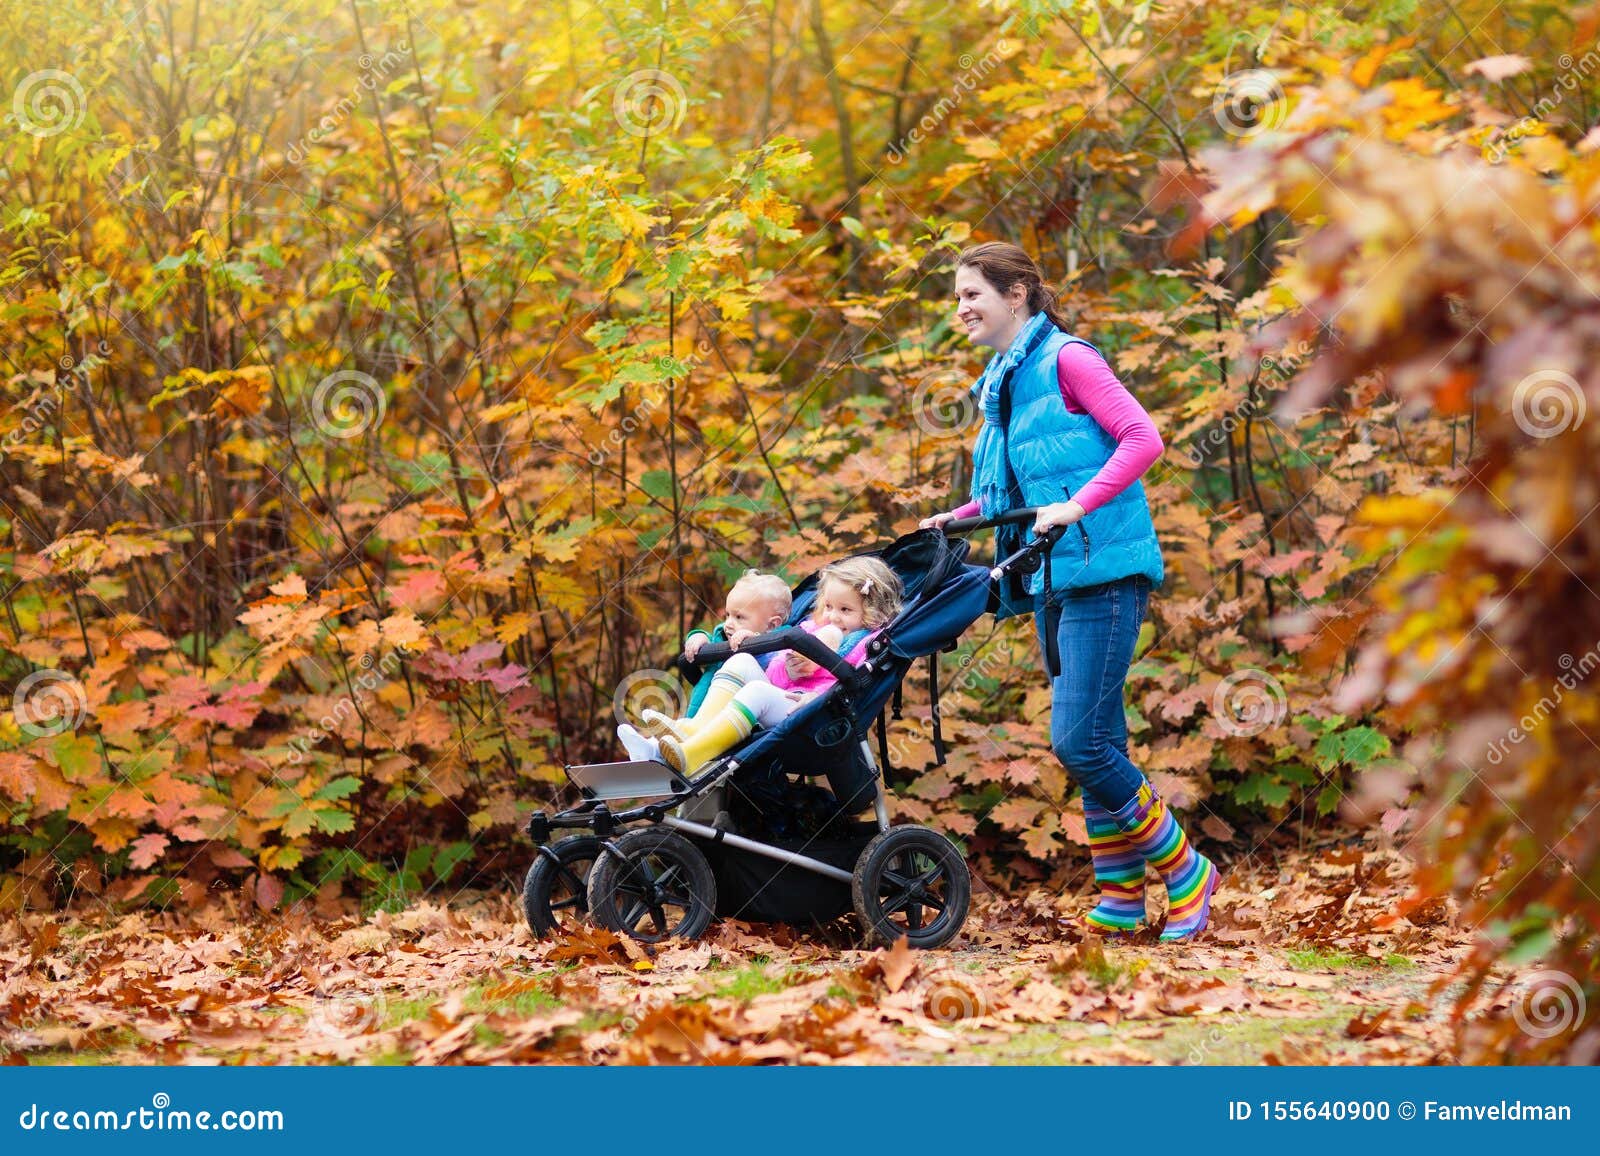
left=956, top=241, right=1072, bottom=331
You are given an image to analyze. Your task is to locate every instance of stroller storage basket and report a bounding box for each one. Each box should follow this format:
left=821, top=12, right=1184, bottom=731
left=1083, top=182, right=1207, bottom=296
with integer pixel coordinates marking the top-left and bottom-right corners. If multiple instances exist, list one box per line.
left=703, top=827, right=874, bottom=925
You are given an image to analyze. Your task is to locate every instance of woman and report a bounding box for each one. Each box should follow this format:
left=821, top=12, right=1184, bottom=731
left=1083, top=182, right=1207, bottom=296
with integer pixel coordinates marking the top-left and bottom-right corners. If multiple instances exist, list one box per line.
left=920, top=241, right=1219, bottom=942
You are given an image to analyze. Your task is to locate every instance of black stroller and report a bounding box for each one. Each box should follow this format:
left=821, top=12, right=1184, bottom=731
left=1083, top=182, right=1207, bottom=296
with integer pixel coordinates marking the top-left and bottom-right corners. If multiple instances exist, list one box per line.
left=521, top=510, right=1065, bottom=949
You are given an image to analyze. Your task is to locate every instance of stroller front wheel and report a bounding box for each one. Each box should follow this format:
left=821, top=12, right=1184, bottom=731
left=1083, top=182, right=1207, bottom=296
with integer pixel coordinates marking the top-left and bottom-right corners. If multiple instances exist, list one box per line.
left=523, top=835, right=601, bottom=938
left=852, top=825, right=970, bottom=949
left=587, top=828, right=717, bottom=943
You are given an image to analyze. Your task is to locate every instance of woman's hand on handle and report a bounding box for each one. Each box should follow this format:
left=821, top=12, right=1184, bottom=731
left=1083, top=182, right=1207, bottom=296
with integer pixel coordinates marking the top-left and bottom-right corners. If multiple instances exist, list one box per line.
left=1033, top=500, right=1086, bottom=535
left=919, top=510, right=960, bottom=530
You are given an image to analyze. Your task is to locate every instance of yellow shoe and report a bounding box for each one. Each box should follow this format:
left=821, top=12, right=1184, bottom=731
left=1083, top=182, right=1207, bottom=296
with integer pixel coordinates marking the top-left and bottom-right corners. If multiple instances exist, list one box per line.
left=660, top=703, right=756, bottom=775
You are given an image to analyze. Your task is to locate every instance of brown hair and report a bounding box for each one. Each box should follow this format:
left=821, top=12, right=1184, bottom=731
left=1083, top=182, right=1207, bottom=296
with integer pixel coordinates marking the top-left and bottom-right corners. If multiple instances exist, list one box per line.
left=816, top=557, right=904, bottom=629
left=955, top=241, right=1071, bottom=331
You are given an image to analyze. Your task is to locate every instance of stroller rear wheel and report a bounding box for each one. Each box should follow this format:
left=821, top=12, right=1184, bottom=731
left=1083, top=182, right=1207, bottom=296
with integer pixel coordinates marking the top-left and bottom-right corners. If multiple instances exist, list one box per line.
left=522, top=835, right=601, bottom=937
left=588, top=827, right=717, bottom=943
left=852, top=825, right=970, bottom=949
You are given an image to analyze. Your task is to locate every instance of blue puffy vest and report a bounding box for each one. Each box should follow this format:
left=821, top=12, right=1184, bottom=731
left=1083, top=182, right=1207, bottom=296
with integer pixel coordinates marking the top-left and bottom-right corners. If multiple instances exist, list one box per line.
left=991, top=329, right=1164, bottom=603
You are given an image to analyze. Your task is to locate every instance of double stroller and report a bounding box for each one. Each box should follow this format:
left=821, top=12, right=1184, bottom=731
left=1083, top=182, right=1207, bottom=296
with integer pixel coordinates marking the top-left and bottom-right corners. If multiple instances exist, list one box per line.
left=521, top=510, right=1065, bottom=949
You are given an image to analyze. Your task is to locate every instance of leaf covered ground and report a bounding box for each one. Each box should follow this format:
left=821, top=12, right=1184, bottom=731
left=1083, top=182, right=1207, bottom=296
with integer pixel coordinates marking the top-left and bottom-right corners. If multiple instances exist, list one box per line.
left=3, top=832, right=1531, bottom=1066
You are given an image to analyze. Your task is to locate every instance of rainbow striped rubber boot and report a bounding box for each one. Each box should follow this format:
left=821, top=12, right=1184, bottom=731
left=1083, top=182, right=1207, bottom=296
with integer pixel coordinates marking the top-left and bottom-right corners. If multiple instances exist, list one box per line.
left=1080, top=794, right=1147, bottom=934
left=1108, top=779, right=1220, bottom=942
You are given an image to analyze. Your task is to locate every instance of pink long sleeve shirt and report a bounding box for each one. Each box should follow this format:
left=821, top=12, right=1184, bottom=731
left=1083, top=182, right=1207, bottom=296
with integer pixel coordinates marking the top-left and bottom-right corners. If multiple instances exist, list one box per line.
left=950, top=342, right=1162, bottom=519
left=766, top=620, right=878, bottom=694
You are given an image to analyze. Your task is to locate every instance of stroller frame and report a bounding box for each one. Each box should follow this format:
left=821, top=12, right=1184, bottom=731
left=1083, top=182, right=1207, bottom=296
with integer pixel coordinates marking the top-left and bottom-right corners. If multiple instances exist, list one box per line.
left=521, top=509, right=1066, bottom=948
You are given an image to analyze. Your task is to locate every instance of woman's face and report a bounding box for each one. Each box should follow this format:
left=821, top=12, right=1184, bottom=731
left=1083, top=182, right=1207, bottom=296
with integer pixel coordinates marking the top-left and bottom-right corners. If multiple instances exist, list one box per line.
left=954, top=264, right=1026, bottom=350
left=814, top=579, right=867, bottom=633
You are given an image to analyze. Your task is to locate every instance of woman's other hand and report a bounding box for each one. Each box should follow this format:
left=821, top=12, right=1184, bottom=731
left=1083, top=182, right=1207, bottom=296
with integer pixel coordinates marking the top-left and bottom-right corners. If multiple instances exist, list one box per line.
left=1034, top=500, right=1086, bottom=535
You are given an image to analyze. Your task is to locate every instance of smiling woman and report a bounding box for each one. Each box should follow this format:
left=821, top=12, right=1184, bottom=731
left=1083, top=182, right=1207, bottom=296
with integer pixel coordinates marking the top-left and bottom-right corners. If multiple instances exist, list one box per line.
left=922, top=241, right=1218, bottom=944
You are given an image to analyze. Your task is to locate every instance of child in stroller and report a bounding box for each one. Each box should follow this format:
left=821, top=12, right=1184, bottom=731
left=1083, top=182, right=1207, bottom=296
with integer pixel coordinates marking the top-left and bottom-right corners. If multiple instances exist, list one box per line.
left=521, top=512, right=1069, bottom=949
left=615, top=568, right=792, bottom=763
left=622, top=557, right=904, bottom=778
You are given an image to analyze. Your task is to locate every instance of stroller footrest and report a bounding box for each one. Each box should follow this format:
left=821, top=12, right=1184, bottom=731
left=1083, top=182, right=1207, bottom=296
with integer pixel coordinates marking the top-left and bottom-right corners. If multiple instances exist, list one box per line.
left=566, top=759, right=691, bottom=801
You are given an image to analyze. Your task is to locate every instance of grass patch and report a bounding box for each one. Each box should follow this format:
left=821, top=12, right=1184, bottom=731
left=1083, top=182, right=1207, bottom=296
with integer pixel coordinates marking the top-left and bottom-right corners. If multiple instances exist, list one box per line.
left=379, top=996, right=438, bottom=1028
left=1283, top=946, right=1414, bottom=972
left=464, top=975, right=562, bottom=1017
left=951, top=1010, right=1364, bottom=1066
left=711, top=963, right=791, bottom=1002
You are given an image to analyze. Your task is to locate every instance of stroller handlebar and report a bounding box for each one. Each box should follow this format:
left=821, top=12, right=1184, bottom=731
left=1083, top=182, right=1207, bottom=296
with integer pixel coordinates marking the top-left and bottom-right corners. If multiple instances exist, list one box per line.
left=941, top=506, right=1043, bottom=535
left=681, top=625, right=862, bottom=683
left=937, top=506, right=1070, bottom=577
left=677, top=509, right=1071, bottom=681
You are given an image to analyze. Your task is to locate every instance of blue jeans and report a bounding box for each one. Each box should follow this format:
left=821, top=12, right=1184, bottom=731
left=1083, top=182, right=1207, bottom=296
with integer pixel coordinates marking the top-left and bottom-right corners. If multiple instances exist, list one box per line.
left=1034, top=574, right=1152, bottom=813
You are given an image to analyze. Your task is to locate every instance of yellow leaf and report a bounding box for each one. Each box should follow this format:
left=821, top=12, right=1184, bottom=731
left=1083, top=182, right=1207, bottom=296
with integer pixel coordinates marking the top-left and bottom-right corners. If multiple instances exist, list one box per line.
left=494, top=613, right=535, bottom=647
left=379, top=611, right=428, bottom=649
left=478, top=399, right=527, bottom=424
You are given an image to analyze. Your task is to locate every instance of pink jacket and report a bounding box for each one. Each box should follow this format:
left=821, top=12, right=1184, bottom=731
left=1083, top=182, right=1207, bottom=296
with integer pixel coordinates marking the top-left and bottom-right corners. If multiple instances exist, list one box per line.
left=767, top=620, right=878, bottom=694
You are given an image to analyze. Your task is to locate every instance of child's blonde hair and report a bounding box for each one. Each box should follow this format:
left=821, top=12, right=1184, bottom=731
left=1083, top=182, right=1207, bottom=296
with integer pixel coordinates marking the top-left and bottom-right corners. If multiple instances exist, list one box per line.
left=731, top=569, right=793, bottom=621
left=816, top=557, right=903, bottom=628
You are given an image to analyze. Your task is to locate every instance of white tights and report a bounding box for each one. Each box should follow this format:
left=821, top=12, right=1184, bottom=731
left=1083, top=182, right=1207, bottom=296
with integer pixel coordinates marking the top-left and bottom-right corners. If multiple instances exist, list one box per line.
left=714, top=652, right=812, bottom=727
